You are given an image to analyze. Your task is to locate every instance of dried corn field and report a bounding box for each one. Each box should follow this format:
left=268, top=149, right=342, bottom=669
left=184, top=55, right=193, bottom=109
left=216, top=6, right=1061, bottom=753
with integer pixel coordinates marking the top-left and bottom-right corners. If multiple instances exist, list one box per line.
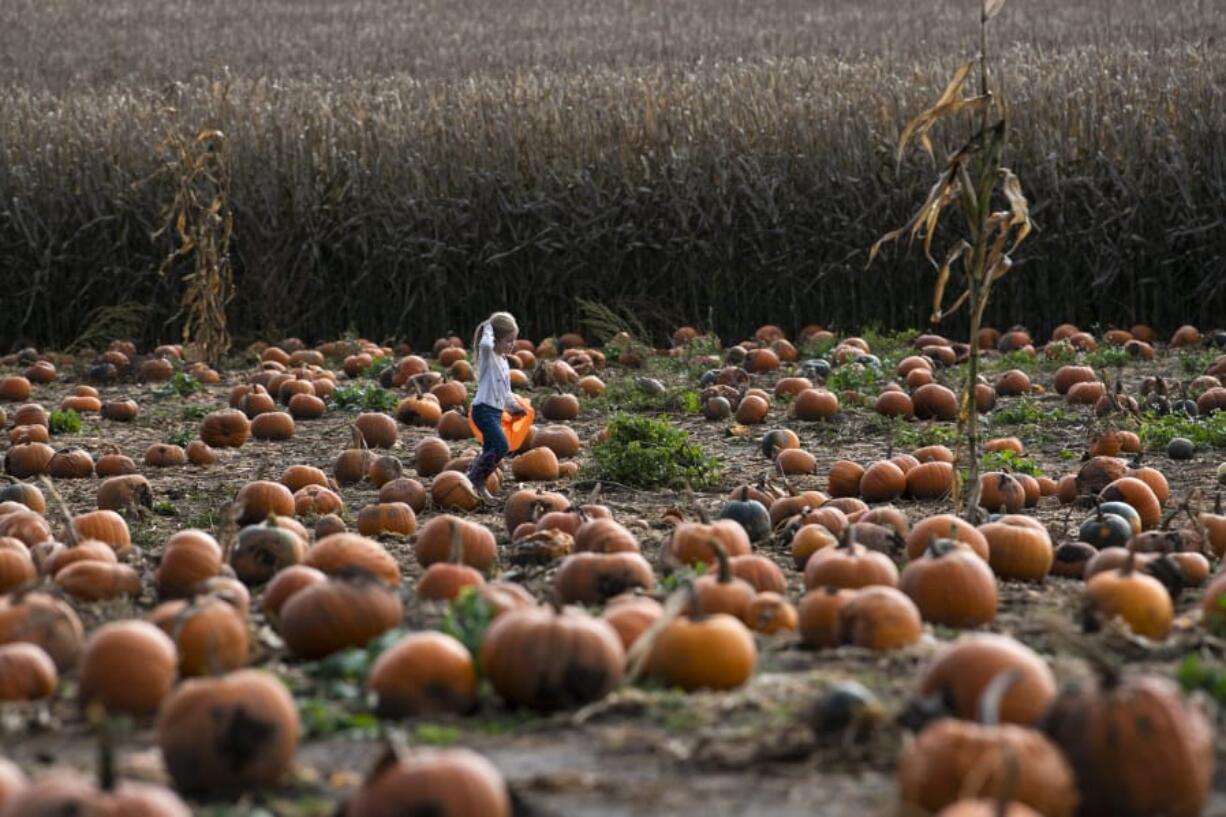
left=2, top=0, right=1225, bottom=350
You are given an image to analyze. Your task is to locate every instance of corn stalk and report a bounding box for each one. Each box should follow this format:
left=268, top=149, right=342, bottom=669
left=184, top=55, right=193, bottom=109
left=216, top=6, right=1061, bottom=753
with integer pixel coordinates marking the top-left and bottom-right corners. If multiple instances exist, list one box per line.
left=152, top=90, right=234, bottom=368
left=869, top=0, right=1033, bottom=521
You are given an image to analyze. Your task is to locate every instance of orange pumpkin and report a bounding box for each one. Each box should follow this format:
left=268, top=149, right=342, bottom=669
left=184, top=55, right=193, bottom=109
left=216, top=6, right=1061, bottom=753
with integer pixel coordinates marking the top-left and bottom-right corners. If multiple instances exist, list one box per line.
left=199, top=409, right=250, bottom=448
left=803, top=541, right=898, bottom=590
left=480, top=604, right=623, bottom=710
left=368, top=632, right=477, bottom=717
left=900, top=539, right=998, bottom=627
left=305, top=533, right=401, bottom=587
left=1084, top=554, right=1172, bottom=639
left=1098, top=477, right=1161, bottom=530
left=838, top=587, right=922, bottom=650
left=279, top=576, right=403, bottom=659
left=345, top=748, right=510, bottom=817
left=156, top=669, right=299, bottom=794
left=916, top=633, right=1056, bottom=725
left=645, top=611, right=757, bottom=691
left=798, top=587, right=856, bottom=647
left=600, top=595, right=662, bottom=650
left=978, top=471, right=1025, bottom=514
left=356, top=502, right=418, bottom=538
left=827, top=460, right=865, bottom=498
left=859, top=460, right=906, bottom=503
left=148, top=596, right=249, bottom=677
left=664, top=519, right=751, bottom=567
left=792, top=388, right=839, bottom=421
left=415, top=515, right=497, bottom=572
left=978, top=515, right=1052, bottom=581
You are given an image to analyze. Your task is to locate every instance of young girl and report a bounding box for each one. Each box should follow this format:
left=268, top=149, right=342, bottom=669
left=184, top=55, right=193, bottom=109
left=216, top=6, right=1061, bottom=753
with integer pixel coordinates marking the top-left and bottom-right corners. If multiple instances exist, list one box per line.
left=466, top=311, right=526, bottom=502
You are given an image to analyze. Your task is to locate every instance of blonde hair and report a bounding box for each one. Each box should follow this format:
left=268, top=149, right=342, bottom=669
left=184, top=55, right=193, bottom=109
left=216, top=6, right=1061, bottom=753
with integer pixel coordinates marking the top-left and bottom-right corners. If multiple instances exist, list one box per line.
left=471, top=311, right=519, bottom=368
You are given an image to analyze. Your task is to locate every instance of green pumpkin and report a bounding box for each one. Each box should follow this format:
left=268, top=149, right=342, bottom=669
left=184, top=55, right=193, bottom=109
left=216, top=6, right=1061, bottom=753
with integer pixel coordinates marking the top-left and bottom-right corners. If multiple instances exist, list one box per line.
left=718, top=497, right=771, bottom=543
left=1097, top=501, right=1142, bottom=535
left=1078, top=511, right=1132, bottom=550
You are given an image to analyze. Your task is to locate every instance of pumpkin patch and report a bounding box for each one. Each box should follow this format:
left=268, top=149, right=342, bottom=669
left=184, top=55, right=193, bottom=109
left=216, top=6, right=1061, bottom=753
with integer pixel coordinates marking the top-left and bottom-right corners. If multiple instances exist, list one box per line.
left=0, top=318, right=1222, bottom=815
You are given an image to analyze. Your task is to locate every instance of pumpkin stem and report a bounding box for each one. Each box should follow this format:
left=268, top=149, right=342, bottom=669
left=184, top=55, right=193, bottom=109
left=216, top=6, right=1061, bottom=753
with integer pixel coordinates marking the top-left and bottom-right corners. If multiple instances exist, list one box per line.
left=529, top=499, right=547, bottom=524
left=926, top=536, right=954, bottom=559
left=707, top=539, right=732, bottom=584
left=375, top=725, right=411, bottom=769
left=774, top=456, right=790, bottom=486
left=976, top=667, right=1022, bottom=727
left=84, top=703, right=117, bottom=791
left=993, top=747, right=1021, bottom=817
left=1129, top=446, right=1145, bottom=469
left=1091, top=493, right=1105, bottom=520
left=1158, top=503, right=1183, bottom=531
left=838, top=521, right=857, bottom=551
left=448, top=517, right=464, bottom=565
left=219, top=501, right=240, bottom=563
left=1183, top=490, right=1211, bottom=557
left=1056, top=502, right=1076, bottom=541
left=623, top=583, right=689, bottom=684
left=39, top=475, right=82, bottom=548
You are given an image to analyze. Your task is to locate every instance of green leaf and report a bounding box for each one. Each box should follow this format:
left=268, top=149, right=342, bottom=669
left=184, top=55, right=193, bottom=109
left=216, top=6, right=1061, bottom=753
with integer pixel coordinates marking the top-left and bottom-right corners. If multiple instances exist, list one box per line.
left=588, top=414, right=721, bottom=489
left=49, top=409, right=82, bottom=434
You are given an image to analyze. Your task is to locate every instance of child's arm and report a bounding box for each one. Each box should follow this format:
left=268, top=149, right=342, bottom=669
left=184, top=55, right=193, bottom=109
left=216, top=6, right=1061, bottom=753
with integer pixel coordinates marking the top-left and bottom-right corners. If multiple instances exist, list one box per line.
left=478, top=321, right=494, bottom=350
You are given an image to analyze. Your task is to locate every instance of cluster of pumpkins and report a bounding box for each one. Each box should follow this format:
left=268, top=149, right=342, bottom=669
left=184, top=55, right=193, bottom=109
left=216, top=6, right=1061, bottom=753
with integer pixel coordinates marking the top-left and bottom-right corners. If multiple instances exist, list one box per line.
left=1, top=319, right=1224, bottom=816
left=683, top=320, right=1226, bottom=427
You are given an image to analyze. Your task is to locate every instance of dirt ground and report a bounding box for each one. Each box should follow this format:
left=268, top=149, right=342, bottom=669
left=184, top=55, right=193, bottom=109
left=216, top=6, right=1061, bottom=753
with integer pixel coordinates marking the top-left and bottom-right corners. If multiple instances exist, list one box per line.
left=3, top=336, right=1226, bottom=816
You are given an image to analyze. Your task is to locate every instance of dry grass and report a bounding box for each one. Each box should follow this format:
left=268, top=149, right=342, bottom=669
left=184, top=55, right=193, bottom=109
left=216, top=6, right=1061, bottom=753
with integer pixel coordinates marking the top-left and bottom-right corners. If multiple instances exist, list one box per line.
left=1, top=0, right=1224, bottom=349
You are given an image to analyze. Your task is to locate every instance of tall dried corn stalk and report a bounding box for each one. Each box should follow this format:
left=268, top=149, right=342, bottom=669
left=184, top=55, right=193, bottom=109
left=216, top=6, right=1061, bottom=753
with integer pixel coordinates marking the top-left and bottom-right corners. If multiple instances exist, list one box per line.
left=870, top=0, right=1034, bottom=520
left=153, top=103, right=234, bottom=368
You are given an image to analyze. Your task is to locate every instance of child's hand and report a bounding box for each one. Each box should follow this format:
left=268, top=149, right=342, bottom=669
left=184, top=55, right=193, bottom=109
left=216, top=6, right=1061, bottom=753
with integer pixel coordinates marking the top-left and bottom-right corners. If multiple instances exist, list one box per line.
left=506, top=402, right=526, bottom=415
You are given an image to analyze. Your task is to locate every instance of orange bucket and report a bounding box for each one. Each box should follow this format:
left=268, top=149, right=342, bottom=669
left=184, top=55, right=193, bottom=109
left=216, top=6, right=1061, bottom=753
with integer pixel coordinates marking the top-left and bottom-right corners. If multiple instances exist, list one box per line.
left=468, top=397, right=535, bottom=451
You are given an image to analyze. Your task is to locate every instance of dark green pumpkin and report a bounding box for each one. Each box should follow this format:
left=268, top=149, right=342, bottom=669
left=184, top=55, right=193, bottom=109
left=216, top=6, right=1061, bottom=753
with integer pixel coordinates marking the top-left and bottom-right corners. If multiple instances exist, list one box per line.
left=1098, top=501, right=1142, bottom=534
left=1078, top=512, right=1132, bottom=550
left=718, top=494, right=771, bottom=543
left=802, top=359, right=832, bottom=379
left=1166, top=437, right=1195, bottom=461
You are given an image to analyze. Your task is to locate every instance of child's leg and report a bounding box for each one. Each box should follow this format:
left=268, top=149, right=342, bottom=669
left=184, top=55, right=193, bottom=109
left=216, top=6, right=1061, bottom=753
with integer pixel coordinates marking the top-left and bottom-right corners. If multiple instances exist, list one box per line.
left=467, top=404, right=509, bottom=490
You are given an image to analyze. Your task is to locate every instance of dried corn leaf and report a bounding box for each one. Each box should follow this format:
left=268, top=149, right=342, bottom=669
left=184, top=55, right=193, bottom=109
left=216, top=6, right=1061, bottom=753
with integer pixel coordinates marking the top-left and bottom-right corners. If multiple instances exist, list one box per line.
left=896, top=61, right=992, bottom=164
left=999, top=168, right=1033, bottom=247
left=917, top=171, right=962, bottom=263
left=983, top=0, right=1008, bottom=21
left=942, top=286, right=973, bottom=321
left=867, top=165, right=960, bottom=266
left=931, top=240, right=972, bottom=322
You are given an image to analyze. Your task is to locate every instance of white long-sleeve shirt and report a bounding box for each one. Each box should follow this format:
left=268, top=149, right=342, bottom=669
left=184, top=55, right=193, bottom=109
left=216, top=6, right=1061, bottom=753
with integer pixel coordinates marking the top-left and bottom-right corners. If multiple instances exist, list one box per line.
left=473, top=323, right=518, bottom=410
